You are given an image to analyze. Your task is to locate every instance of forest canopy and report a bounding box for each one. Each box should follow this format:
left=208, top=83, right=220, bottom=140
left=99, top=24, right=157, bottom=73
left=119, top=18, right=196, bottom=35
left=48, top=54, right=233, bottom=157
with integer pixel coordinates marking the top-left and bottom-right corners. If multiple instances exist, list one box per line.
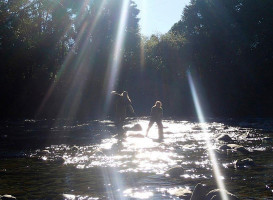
left=0, top=0, right=272, bottom=119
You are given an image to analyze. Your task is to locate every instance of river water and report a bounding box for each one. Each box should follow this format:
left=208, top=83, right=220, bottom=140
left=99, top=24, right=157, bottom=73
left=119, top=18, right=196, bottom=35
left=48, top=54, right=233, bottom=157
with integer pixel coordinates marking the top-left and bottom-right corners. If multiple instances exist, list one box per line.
left=0, top=117, right=272, bottom=200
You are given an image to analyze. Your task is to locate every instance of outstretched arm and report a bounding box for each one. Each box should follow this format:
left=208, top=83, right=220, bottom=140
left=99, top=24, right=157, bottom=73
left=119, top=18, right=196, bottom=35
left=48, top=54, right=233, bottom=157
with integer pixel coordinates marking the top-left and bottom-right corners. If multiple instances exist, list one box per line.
left=128, top=105, right=136, bottom=116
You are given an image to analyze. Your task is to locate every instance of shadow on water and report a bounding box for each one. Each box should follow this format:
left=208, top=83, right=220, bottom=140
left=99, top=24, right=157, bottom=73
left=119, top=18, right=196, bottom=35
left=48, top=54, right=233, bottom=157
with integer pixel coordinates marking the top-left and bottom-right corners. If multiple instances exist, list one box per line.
left=0, top=117, right=273, bottom=199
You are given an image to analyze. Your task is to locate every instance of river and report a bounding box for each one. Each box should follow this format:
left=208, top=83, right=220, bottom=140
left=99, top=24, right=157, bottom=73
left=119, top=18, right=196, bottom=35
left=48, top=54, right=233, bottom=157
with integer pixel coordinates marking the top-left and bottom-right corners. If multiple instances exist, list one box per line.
left=0, top=117, right=272, bottom=199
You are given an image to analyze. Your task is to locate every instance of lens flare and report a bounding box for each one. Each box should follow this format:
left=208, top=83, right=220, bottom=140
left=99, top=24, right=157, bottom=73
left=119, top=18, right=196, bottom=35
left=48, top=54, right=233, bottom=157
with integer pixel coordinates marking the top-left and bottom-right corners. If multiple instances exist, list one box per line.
left=187, top=70, right=229, bottom=200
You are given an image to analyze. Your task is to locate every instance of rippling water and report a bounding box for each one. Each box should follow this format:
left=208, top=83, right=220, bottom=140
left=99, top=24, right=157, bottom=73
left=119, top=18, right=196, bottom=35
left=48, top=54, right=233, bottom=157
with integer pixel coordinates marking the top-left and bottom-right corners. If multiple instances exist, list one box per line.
left=0, top=118, right=273, bottom=199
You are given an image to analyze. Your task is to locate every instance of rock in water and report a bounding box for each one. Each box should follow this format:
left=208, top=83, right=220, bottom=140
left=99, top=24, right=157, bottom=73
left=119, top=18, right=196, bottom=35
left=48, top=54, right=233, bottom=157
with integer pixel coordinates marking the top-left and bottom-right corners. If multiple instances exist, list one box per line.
left=0, top=194, right=17, bottom=200
left=124, top=124, right=142, bottom=132
left=227, top=144, right=241, bottom=149
left=226, top=144, right=250, bottom=154
left=205, top=189, right=239, bottom=200
left=190, top=184, right=239, bottom=200
left=130, top=124, right=142, bottom=131
left=37, top=149, right=50, bottom=156
left=235, top=158, right=255, bottom=168
left=165, top=166, right=184, bottom=178
left=190, top=183, right=209, bottom=200
left=219, top=144, right=232, bottom=150
left=236, top=146, right=250, bottom=154
left=218, top=135, right=233, bottom=142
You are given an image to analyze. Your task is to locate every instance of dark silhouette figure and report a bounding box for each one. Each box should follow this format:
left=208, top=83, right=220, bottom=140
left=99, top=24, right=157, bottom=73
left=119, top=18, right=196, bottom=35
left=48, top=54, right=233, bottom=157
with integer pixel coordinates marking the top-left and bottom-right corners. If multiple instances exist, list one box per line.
left=146, top=101, right=163, bottom=139
left=111, top=91, right=135, bottom=132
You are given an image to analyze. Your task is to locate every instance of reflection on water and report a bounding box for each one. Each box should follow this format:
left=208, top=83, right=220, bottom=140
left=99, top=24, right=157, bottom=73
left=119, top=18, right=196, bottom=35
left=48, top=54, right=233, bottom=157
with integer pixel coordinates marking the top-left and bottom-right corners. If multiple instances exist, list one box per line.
left=0, top=118, right=273, bottom=199
left=123, top=188, right=153, bottom=199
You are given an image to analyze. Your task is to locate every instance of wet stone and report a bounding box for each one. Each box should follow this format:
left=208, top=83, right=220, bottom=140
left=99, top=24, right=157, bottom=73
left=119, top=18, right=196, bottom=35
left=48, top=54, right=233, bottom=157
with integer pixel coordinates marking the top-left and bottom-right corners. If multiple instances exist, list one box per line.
left=227, top=144, right=241, bottom=149
left=218, top=135, right=233, bottom=142
left=235, top=158, right=255, bottom=169
left=190, top=184, right=239, bottom=200
left=205, top=189, right=239, bottom=200
left=236, top=146, right=250, bottom=154
left=131, top=123, right=142, bottom=131
left=165, top=166, right=185, bottom=178
left=228, top=144, right=249, bottom=153
left=37, top=149, right=50, bottom=156
left=219, top=145, right=232, bottom=150
left=0, top=195, right=17, bottom=200
left=190, top=183, right=209, bottom=200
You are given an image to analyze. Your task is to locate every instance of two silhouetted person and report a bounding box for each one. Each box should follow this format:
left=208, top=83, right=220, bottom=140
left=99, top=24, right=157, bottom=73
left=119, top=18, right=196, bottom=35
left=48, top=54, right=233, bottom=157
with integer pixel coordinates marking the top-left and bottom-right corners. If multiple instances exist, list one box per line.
left=111, top=91, right=135, bottom=131
left=110, top=92, right=163, bottom=139
left=146, top=101, right=164, bottom=140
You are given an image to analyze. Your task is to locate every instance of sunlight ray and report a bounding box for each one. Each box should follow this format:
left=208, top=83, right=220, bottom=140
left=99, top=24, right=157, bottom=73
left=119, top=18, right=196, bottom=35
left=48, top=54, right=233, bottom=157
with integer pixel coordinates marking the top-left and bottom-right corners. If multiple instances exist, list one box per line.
left=56, top=0, right=108, bottom=119
left=103, top=0, right=130, bottom=113
left=187, top=70, right=229, bottom=200
left=37, top=0, right=107, bottom=118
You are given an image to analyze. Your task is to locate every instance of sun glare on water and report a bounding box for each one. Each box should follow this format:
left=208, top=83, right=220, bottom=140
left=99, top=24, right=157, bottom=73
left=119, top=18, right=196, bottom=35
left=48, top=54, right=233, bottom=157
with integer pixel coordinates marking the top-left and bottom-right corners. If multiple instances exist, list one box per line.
left=188, top=71, right=229, bottom=200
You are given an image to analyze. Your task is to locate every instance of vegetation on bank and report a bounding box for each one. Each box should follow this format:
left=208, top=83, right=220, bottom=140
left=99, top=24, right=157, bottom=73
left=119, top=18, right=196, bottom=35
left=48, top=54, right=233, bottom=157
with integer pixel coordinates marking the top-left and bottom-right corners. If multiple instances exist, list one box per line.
left=1, top=0, right=272, bottom=119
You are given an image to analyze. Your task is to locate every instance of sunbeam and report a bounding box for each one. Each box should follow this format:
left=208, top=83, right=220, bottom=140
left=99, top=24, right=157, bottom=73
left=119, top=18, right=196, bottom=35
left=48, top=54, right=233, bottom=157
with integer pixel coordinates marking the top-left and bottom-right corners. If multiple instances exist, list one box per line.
left=103, top=0, right=130, bottom=113
left=187, top=70, right=229, bottom=200
left=56, top=0, right=109, bottom=120
left=36, top=0, right=107, bottom=118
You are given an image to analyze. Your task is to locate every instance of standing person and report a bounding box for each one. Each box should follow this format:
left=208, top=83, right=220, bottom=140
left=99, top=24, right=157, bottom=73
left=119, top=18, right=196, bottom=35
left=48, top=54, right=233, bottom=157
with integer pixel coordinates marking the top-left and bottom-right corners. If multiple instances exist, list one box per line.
left=146, top=101, right=163, bottom=139
left=111, top=91, right=135, bottom=131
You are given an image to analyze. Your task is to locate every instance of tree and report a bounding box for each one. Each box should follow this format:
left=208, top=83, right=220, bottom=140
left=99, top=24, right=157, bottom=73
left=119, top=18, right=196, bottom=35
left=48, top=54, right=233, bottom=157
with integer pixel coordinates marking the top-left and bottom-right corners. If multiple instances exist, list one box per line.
left=170, top=0, right=273, bottom=116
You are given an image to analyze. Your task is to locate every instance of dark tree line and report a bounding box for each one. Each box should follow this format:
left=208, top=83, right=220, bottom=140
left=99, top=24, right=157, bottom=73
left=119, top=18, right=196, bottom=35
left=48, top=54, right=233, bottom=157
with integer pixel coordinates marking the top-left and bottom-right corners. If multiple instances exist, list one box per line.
left=0, top=0, right=141, bottom=119
left=0, top=0, right=272, bottom=119
left=141, top=0, right=273, bottom=117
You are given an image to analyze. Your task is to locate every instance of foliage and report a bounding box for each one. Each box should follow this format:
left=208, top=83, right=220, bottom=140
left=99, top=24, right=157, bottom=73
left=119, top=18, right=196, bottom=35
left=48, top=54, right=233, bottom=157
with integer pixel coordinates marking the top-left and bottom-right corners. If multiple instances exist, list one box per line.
left=0, top=0, right=272, bottom=119
left=169, top=0, right=273, bottom=116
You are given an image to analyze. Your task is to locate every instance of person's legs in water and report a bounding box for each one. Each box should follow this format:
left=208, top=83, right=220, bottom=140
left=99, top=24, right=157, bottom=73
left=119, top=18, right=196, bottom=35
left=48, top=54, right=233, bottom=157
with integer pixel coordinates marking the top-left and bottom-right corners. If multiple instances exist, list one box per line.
left=115, top=105, right=126, bottom=133
left=114, top=113, right=125, bottom=134
left=156, top=121, right=164, bottom=139
left=146, top=120, right=154, bottom=137
left=114, top=103, right=126, bottom=130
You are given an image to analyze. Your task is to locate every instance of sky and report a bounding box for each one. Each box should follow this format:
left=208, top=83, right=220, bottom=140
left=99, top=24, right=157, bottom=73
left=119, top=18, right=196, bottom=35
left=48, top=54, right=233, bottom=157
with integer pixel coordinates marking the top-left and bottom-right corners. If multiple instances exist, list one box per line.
left=133, top=0, right=191, bottom=36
